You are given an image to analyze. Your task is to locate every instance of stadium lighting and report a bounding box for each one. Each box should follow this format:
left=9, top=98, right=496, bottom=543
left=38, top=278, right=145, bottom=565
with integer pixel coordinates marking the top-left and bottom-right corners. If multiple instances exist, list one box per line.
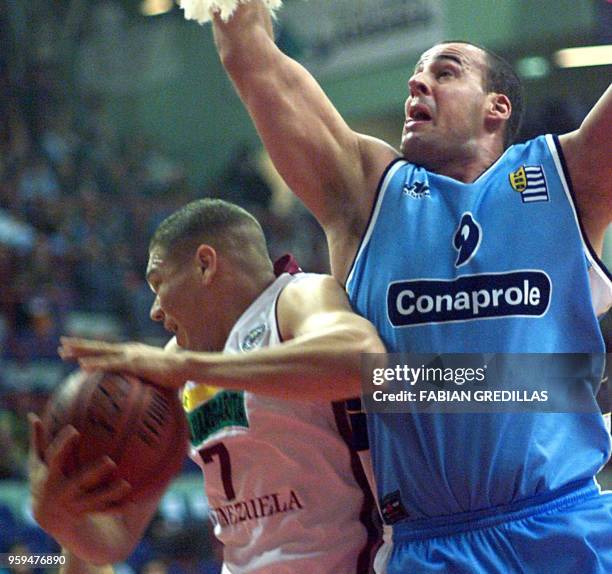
left=140, top=0, right=173, bottom=17
left=515, top=56, right=550, bottom=79
left=554, top=45, right=612, bottom=68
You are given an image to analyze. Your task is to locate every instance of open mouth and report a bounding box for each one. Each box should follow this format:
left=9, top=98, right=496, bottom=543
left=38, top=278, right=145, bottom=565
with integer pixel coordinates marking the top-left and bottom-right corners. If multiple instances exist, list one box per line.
left=408, top=104, right=432, bottom=121
left=406, top=103, right=433, bottom=126
left=411, top=110, right=431, bottom=121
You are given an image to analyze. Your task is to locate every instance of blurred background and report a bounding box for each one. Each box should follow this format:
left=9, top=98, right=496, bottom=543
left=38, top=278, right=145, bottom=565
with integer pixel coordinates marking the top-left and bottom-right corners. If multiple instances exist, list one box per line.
left=0, top=0, right=610, bottom=572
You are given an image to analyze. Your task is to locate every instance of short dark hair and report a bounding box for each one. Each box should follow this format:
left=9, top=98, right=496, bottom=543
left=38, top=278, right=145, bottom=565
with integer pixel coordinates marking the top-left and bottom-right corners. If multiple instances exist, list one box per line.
left=439, top=41, right=524, bottom=148
left=149, top=198, right=267, bottom=262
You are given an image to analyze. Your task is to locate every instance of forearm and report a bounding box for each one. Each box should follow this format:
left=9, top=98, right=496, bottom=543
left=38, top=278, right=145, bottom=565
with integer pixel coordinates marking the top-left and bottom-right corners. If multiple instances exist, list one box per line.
left=213, top=0, right=275, bottom=73
left=51, top=514, right=135, bottom=565
left=211, top=0, right=369, bottom=226
left=182, top=324, right=385, bottom=401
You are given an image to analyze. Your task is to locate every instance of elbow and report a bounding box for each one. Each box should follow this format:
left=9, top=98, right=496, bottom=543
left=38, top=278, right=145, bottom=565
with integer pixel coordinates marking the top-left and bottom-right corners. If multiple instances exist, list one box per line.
left=332, top=329, right=386, bottom=401
left=350, top=330, right=387, bottom=396
left=355, top=328, right=387, bottom=356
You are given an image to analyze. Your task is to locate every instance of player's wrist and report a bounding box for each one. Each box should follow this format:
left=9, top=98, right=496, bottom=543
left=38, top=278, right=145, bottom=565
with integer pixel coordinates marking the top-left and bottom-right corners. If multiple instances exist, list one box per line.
left=181, top=0, right=282, bottom=26
left=59, top=515, right=132, bottom=566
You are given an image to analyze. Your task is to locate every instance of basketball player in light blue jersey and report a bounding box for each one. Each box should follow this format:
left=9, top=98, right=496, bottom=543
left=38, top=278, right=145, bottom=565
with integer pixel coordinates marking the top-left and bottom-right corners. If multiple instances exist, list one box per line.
left=205, top=1, right=612, bottom=572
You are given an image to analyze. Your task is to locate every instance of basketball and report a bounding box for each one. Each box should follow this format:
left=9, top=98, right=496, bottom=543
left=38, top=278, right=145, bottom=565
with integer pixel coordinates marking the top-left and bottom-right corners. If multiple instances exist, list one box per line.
left=42, top=370, right=189, bottom=501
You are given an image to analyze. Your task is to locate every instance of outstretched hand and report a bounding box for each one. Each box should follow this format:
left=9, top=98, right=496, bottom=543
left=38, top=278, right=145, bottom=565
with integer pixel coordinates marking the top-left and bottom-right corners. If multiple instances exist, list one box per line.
left=58, top=337, right=188, bottom=390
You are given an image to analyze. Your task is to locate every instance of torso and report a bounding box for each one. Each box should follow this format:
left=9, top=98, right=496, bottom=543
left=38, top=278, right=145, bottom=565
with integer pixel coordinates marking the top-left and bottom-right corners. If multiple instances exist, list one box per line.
left=344, top=134, right=612, bottom=523
left=182, top=273, right=374, bottom=573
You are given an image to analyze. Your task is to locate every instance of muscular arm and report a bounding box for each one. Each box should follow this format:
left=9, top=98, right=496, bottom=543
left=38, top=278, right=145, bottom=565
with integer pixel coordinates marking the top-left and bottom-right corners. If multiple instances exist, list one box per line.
left=183, top=274, right=386, bottom=400
left=558, top=84, right=612, bottom=256
left=59, top=276, right=386, bottom=401
left=212, top=2, right=398, bottom=253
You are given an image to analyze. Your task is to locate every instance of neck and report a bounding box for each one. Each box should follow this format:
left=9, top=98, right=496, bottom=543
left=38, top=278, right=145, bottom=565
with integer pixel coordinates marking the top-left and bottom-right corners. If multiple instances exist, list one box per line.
left=209, top=267, right=276, bottom=350
left=413, top=134, right=506, bottom=183
left=438, top=151, right=500, bottom=183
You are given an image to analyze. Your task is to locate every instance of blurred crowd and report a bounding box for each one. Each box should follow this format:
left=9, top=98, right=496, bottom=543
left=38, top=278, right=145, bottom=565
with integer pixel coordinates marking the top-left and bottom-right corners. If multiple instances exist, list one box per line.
left=0, top=62, right=328, bottom=366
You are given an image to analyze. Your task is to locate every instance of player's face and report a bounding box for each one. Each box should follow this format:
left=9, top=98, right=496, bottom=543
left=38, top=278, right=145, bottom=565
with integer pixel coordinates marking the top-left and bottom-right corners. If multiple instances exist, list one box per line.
left=146, top=247, right=205, bottom=350
left=400, top=43, right=490, bottom=168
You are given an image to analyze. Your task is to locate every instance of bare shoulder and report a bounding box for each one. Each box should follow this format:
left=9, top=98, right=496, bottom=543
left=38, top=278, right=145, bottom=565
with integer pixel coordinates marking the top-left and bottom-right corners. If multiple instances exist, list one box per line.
left=276, top=275, right=352, bottom=340
left=279, top=274, right=349, bottom=312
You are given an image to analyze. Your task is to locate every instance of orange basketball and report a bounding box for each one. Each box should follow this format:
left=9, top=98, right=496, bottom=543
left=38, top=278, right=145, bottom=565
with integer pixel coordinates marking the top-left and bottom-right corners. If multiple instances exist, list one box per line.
left=42, top=370, right=189, bottom=501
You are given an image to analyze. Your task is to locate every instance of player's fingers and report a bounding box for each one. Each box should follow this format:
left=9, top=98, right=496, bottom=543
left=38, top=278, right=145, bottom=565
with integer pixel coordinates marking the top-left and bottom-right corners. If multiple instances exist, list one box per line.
left=27, top=413, right=47, bottom=460
left=75, top=456, right=119, bottom=492
left=59, top=338, right=117, bottom=359
left=73, top=479, right=132, bottom=514
left=59, top=345, right=113, bottom=360
left=60, top=337, right=112, bottom=348
left=46, top=425, right=79, bottom=475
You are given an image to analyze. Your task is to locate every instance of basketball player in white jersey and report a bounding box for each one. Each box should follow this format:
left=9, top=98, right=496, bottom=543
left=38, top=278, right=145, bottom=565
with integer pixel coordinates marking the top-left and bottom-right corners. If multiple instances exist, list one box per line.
left=30, top=198, right=387, bottom=574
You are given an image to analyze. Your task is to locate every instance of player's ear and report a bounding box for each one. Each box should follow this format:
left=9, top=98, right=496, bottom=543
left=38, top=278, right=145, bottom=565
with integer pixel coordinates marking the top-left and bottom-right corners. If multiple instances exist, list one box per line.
left=195, top=244, right=217, bottom=285
left=486, top=93, right=511, bottom=121
left=484, top=92, right=511, bottom=134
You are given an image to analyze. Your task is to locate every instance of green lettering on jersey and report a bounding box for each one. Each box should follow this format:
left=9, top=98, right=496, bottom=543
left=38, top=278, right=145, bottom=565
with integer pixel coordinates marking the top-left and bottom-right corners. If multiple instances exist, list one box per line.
left=187, top=390, right=249, bottom=445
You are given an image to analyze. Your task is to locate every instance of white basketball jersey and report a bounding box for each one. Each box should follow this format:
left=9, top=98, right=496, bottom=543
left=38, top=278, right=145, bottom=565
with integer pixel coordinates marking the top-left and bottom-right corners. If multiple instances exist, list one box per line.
left=182, top=273, right=374, bottom=573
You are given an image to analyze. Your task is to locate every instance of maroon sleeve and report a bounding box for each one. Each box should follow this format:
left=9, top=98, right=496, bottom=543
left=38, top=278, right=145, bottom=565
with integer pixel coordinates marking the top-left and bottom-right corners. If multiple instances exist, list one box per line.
left=273, top=253, right=302, bottom=276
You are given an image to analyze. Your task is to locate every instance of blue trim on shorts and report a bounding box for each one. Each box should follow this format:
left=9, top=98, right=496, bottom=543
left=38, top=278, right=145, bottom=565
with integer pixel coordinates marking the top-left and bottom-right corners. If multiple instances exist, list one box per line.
left=393, top=479, right=600, bottom=542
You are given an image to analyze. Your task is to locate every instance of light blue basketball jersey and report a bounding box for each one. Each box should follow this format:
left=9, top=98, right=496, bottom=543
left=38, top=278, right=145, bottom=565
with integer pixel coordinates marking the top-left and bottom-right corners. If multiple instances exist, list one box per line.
left=346, top=134, right=612, bottom=523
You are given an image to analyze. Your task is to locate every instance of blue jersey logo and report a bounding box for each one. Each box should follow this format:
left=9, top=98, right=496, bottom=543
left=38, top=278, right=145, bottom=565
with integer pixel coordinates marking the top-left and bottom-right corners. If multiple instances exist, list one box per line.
left=403, top=181, right=430, bottom=199
left=387, top=270, right=552, bottom=327
left=454, top=213, right=482, bottom=267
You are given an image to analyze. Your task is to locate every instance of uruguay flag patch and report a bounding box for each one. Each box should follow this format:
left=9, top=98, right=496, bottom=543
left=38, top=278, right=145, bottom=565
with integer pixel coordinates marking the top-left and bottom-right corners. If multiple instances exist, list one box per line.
left=509, top=165, right=549, bottom=203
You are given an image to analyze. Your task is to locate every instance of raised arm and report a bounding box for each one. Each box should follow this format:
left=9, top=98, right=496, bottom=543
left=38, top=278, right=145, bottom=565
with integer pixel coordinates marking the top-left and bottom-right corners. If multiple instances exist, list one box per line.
left=558, top=83, right=612, bottom=256
left=59, top=276, right=386, bottom=401
left=212, top=1, right=398, bottom=237
left=28, top=414, right=164, bottom=566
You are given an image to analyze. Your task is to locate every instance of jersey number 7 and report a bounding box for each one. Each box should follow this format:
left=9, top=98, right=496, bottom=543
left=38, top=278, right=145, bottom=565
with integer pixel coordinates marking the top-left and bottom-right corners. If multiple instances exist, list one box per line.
left=199, top=443, right=236, bottom=501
